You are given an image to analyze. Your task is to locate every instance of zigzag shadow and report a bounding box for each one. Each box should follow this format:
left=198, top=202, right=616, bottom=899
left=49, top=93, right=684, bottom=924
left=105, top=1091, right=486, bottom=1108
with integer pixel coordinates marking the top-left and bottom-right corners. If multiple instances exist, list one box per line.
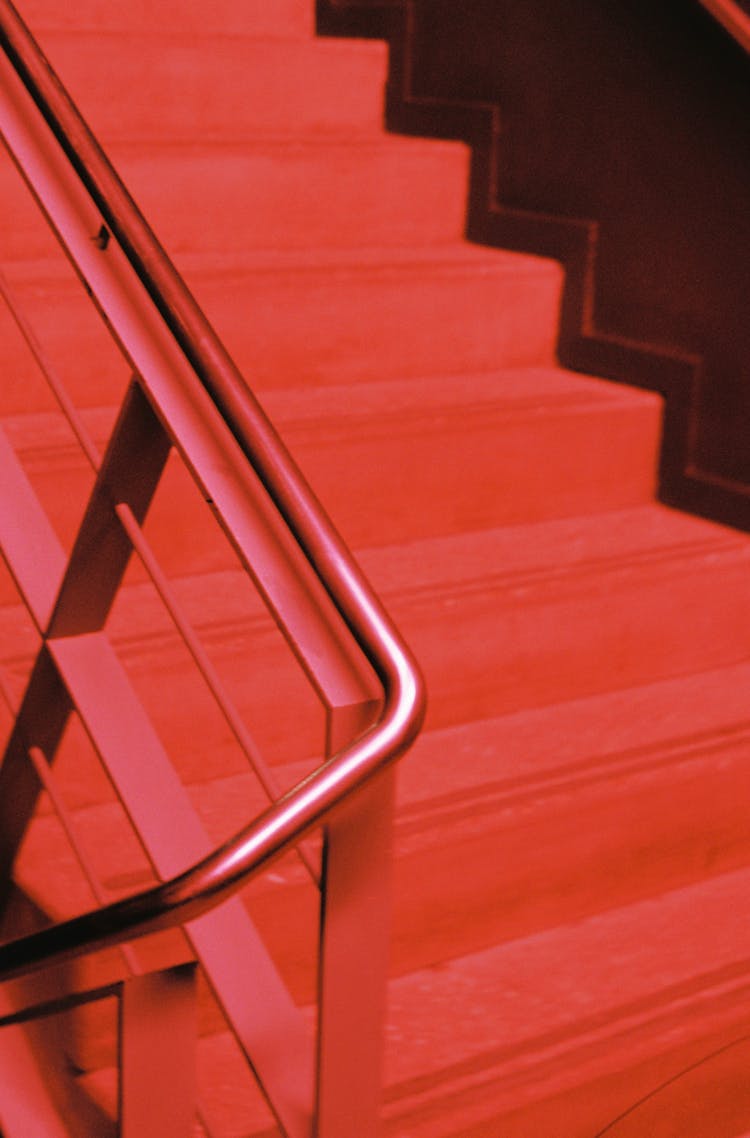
left=318, top=0, right=750, bottom=533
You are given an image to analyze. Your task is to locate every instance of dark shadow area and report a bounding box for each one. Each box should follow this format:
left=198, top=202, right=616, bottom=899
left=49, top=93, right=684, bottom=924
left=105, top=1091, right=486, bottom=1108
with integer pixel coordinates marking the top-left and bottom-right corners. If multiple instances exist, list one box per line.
left=320, top=0, right=750, bottom=530
left=0, top=886, right=117, bottom=1137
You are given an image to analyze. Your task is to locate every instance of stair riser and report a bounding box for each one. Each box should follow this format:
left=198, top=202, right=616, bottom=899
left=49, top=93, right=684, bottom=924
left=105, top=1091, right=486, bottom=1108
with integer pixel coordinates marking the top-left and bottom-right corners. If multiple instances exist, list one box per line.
left=284, top=396, right=662, bottom=543
left=0, top=264, right=562, bottom=416
left=39, top=36, right=387, bottom=141
left=0, top=141, right=471, bottom=260
left=25, top=0, right=314, bottom=37
left=210, top=260, right=561, bottom=387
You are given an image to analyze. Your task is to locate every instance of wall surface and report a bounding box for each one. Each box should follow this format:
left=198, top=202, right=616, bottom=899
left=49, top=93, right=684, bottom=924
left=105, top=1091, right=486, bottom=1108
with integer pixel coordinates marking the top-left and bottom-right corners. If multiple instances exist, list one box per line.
left=323, top=0, right=750, bottom=528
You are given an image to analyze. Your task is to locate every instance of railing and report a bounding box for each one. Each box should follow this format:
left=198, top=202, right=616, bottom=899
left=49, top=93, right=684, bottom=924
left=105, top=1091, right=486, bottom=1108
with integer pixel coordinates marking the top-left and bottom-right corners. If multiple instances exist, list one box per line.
left=698, top=0, right=750, bottom=51
left=0, top=1, right=425, bottom=1135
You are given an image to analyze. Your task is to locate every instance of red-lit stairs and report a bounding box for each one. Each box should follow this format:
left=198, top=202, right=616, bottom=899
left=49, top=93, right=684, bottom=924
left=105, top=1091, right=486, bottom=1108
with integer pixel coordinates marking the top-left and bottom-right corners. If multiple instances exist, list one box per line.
left=2, top=1, right=750, bottom=1135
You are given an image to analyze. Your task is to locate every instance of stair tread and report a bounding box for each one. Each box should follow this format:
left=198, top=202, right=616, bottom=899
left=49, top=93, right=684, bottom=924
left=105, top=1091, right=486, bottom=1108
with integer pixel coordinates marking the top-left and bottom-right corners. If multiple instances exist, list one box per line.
left=0, top=249, right=563, bottom=398
left=412, top=866, right=750, bottom=1034
left=5, top=240, right=561, bottom=281
left=264, top=366, right=661, bottom=420
left=25, top=0, right=313, bottom=38
left=33, top=31, right=389, bottom=139
left=27, top=655, right=750, bottom=859
left=377, top=864, right=750, bottom=1122
left=360, top=502, right=750, bottom=592
left=106, top=132, right=467, bottom=156
left=1, top=130, right=471, bottom=258
left=0, top=366, right=658, bottom=439
left=66, top=864, right=750, bottom=1136
left=400, top=657, right=750, bottom=808
left=179, top=240, right=562, bottom=277
left=4, top=504, right=747, bottom=694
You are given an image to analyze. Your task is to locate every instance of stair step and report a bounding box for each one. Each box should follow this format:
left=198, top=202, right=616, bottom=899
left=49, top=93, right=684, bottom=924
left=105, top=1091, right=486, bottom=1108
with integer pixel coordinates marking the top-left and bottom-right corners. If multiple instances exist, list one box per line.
left=2, top=5, right=744, bottom=1134
left=379, top=865, right=750, bottom=1136
left=0, top=136, right=471, bottom=261
left=25, top=0, right=314, bottom=38
left=0, top=247, right=563, bottom=416
left=35, top=32, right=388, bottom=141
left=391, top=663, right=750, bottom=967
left=360, top=504, right=750, bottom=727
left=0, top=368, right=661, bottom=562
left=266, top=369, right=661, bottom=542
left=16, top=660, right=750, bottom=1013
left=180, top=245, right=562, bottom=387
left=58, top=866, right=750, bottom=1136
left=4, top=506, right=750, bottom=779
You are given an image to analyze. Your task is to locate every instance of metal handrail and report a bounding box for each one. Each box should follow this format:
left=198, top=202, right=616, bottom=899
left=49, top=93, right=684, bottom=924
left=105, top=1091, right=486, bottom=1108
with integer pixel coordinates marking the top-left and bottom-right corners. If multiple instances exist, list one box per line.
left=698, top=0, right=750, bottom=52
left=0, top=0, right=426, bottom=982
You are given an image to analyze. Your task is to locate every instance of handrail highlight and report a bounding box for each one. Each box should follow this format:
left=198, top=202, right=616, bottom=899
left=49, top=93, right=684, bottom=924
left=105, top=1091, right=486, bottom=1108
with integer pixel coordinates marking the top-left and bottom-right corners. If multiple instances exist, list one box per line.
left=0, top=0, right=425, bottom=982
left=698, top=0, right=750, bottom=52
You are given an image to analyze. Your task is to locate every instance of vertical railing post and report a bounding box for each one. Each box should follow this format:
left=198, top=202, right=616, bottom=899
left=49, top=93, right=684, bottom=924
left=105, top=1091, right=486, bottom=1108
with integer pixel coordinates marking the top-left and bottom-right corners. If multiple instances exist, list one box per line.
left=315, top=764, right=396, bottom=1138
left=119, top=965, right=197, bottom=1138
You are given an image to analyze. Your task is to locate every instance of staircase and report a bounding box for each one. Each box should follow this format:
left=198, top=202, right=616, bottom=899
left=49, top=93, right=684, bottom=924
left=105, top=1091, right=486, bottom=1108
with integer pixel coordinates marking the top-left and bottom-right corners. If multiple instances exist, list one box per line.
left=2, top=0, right=750, bottom=1135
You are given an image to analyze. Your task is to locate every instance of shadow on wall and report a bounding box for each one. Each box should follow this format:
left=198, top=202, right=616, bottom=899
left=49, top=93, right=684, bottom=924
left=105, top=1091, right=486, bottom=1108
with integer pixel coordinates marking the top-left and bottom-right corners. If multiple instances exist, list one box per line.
left=320, top=0, right=750, bottom=531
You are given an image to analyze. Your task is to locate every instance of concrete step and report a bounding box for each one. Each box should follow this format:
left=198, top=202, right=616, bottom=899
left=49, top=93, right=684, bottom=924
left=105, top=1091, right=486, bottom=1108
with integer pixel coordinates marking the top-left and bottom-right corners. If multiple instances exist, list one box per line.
left=4, top=505, right=750, bottom=776
left=0, top=247, right=563, bottom=417
left=19, top=660, right=750, bottom=969
left=391, top=662, right=750, bottom=968
left=249, top=369, right=662, bottom=543
left=363, top=504, right=750, bottom=729
left=0, top=367, right=662, bottom=562
left=34, top=32, right=388, bottom=142
left=377, top=866, right=750, bottom=1136
left=24, top=0, right=315, bottom=39
left=36, top=861, right=750, bottom=1135
left=17, top=660, right=750, bottom=999
left=0, top=135, right=471, bottom=261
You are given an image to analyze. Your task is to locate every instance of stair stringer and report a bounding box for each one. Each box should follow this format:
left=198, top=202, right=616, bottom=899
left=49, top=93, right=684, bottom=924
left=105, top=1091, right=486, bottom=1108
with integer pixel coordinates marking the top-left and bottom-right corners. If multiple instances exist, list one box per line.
left=318, top=0, right=750, bottom=536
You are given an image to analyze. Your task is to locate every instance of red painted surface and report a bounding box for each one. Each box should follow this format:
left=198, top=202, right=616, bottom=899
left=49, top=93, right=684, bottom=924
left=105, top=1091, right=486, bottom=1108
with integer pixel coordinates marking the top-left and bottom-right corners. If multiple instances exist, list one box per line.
left=1, top=1, right=750, bottom=1135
